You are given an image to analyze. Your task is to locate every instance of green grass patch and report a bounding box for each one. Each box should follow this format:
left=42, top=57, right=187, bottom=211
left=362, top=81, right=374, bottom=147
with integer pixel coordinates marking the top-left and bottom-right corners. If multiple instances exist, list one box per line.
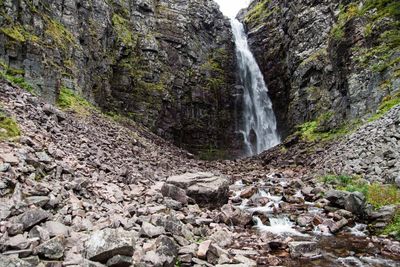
left=368, top=92, right=400, bottom=121
left=382, top=212, right=400, bottom=240
left=57, top=87, right=94, bottom=115
left=367, top=183, right=400, bottom=209
left=322, top=174, right=400, bottom=209
left=197, top=147, right=228, bottom=161
left=0, top=111, right=20, bottom=141
left=44, top=16, right=76, bottom=51
left=296, top=112, right=360, bottom=142
left=244, top=0, right=279, bottom=25
left=0, top=71, right=35, bottom=93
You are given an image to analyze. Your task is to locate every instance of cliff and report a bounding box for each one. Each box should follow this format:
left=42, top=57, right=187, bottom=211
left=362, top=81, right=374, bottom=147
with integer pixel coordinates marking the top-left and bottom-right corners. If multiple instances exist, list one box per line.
left=240, top=0, right=399, bottom=138
left=0, top=0, right=238, bottom=156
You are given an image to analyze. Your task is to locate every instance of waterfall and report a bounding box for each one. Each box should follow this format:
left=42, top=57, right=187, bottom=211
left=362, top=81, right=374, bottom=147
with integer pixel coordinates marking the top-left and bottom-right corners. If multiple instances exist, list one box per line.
left=231, top=19, right=280, bottom=156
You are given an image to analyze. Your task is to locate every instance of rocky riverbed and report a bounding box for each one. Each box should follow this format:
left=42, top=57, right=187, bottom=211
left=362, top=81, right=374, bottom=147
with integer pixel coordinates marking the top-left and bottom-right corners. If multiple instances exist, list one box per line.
left=1, top=82, right=399, bottom=266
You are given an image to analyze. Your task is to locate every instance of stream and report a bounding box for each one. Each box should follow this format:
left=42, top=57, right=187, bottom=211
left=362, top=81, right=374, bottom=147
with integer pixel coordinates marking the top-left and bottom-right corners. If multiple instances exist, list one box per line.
left=229, top=176, right=400, bottom=266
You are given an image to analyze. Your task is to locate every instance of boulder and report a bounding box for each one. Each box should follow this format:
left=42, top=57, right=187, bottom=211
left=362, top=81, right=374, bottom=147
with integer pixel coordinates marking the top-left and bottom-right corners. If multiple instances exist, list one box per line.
left=84, top=229, right=136, bottom=263
left=344, top=192, right=366, bottom=217
left=326, top=190, right=366, bottom=217
left=164, top=172, right=229, bottom=208
left=140, top=222, right=165, bottom=238
left=141, top=235, right=178, bottom=267
left=161, top=183, right=191, bottom=205
left=34, top=236, right=65, bottom=260
left=13, top=208, right=50, bottom=231
left=218, top=204, right=252, bottom=226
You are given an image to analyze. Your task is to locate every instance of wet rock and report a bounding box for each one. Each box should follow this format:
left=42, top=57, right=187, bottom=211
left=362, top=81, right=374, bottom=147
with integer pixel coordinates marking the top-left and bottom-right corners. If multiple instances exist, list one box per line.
left=34, top=236, right=65, bottom=260
left=140, top=222, right=165, bottom=238
left=84, top=229, right=136, bottom=263
left=165, top=172, right=229, bottom=208
left=288, top=241, right=320, bottom=258
left=13, top=208, right=50, bottom=231
left=369, top=205, right=398, bottom=230
left=329, top=218, right=349, bottom=233
left=240, top=187, right=257, bottom=198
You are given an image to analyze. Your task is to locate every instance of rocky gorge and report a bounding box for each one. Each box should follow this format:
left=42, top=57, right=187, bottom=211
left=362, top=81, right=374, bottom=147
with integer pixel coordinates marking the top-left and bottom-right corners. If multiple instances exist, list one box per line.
left=1, top=0, right=400, bottom=266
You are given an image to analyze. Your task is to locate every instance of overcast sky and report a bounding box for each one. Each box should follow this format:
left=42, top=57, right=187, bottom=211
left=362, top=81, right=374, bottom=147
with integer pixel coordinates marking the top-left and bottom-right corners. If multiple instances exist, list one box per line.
left=214, top=0, right=252, bottom=18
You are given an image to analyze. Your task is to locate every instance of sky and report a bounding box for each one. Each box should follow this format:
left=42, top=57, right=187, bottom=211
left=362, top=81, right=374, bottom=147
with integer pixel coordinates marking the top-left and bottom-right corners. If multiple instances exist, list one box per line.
left=214, top=0, right=252, bottom=18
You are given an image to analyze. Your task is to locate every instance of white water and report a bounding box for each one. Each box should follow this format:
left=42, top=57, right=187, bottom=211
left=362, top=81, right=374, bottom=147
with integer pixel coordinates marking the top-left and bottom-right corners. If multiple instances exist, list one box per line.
left=231, top=19, right=280, bottom=156
left=253, top=216, right=308, bottom=237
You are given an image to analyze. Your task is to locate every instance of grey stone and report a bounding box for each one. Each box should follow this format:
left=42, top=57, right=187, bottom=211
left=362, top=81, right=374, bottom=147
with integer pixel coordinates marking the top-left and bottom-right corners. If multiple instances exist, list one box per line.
left=84, top=229, right=136, bottom=263
left=106, top=254, right=132, bottom=267
left=0, top=255, right=31, bottom=267
left=34, top=236, right=65, bottom=260
left=140, top=222, right=165, bottom=238
left=25, top=196, right=50, bottom=207
left=13, top=208, right=50, bottom=231
left=165, top=172, right=230, bottom=208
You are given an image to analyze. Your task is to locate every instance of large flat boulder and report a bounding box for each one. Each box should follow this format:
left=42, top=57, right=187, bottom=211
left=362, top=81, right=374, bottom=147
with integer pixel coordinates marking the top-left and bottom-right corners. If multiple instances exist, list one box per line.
left=163, top=172, right=230, bottom=208
left=84, top=229, right=136, bottom=263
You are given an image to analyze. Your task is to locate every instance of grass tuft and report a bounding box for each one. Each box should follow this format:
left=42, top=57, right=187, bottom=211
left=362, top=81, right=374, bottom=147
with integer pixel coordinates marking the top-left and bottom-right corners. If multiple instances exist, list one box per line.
left=57, top=87, right=94, bottom=115
left=0, top=111, right=20, bottom=140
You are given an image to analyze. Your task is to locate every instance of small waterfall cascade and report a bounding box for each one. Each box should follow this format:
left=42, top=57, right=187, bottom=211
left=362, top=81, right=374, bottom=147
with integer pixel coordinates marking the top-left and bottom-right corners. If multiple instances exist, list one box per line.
left=231, top=19, right=280, bottom=156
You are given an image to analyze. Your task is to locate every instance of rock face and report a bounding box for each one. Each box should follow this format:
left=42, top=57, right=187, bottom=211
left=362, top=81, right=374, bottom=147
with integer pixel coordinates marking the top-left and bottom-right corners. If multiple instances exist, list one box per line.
left=0, top=0, right=238, bottom=155
left=163, top=172, right=230, bottom=208
left=241, top=0, right=400, bottom=137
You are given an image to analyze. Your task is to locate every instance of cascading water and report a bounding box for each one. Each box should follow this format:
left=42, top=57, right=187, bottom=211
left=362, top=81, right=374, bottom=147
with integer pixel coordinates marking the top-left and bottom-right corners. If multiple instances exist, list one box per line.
left=231, top=19, right=280, bottom=156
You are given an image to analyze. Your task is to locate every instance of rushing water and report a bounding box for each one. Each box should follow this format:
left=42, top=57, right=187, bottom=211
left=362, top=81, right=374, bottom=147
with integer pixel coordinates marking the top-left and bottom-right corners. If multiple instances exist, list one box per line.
left=231, top=19, right=280, bottom=156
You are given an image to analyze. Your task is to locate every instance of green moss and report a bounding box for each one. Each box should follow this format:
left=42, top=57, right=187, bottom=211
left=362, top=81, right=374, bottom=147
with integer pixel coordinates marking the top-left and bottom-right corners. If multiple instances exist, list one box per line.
left=0, top=25, right=40, bottom=43
left=300, top=48, right=327, bottom=66
left=244, top=0, right=278, bottom=24
left=330, top=3, right=361, bottom=41
left=0, top=111, right=20, bottom=141
left=296, top=112, right=358, bottom=142
left=57, top=87, right=94, bottom=115
left=368, top=91, right=400, bottom=121
left=44, top=16, right=76, bottom=51
left=112, top=14, right=135, bottom=46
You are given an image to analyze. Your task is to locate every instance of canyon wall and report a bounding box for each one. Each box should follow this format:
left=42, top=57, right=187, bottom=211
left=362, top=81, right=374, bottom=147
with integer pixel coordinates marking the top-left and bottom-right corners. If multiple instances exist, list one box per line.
left=0, top=0, right=239, bottom=156
left=241, top=0, right=399, bottom=138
